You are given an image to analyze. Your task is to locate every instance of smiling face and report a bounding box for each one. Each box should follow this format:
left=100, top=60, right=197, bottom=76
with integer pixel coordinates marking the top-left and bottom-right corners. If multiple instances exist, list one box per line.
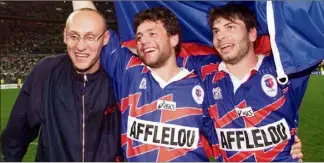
left=211, top=17, right=256, bottom=65
left=135, top=20, right=178, bottom=69
left=64, top=10, right=108, bottom=74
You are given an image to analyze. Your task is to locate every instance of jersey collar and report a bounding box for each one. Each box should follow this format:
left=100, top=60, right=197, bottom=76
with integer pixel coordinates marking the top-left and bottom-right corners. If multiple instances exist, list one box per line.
left=218, top=55, right=264, bottom=76
left=148, top=66, right=193, bottom=89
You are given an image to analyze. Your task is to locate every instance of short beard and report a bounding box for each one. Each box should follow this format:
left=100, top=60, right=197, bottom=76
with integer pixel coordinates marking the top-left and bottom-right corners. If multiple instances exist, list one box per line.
left=222, top=38, right=251, bottom=65
left=138, top=52, right=170, bottom=69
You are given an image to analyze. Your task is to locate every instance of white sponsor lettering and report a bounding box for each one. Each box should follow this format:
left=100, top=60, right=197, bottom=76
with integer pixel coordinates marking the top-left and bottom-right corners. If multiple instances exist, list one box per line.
left=235, top=107, right=255, bottom=117
left=157, top=100, right=176, bottom=111
left=127, top=116, right=199, bottom=149
left=216, top=119, right=291, bottom=151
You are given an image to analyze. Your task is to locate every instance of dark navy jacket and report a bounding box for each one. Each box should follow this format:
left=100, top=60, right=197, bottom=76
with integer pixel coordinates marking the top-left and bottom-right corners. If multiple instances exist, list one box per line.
left=0, top=54, right=122, bottom=162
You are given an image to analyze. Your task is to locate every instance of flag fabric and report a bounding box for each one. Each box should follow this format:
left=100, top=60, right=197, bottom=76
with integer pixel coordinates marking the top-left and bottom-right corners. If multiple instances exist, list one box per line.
left=114, top=1, right=324, bottom=77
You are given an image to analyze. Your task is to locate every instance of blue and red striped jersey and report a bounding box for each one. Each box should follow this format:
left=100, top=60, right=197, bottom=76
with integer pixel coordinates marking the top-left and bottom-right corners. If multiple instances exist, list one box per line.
left=100, top=30, right=215, bottom=162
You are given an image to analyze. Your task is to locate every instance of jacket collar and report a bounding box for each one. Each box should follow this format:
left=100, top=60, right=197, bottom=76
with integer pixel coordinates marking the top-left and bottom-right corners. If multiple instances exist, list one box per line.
left=71, top=66, right=102, bottom=82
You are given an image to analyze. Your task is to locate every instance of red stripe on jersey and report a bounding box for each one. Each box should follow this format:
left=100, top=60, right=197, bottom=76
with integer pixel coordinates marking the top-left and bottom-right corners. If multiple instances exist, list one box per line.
left=126, top=56, right=142, bottom=69
left=179, top=42, right=217, bottom=57
left=201, top=63, right=219, bottom=80
left=121, top=133, right=127, bottom=147
left=126, top=138, right=157, bottom=158
left=212, top=71, right=226, bottom=83
left=243, top=96, right=286, bottom=128
left=156, top=146, right=192, bottom=162
left=161, top=107, right=202, bottom=123
left=186, top=73, right=198, bottom=78
left=223, top=140, right=288, bottom=162
left=142, top=66, right=149, bottom=73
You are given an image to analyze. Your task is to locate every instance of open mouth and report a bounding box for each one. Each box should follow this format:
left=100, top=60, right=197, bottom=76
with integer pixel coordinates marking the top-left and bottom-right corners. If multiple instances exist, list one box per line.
left=220, top=43, right=233, bottom=49
left=219, top=43, right=234, bottom=53
left=143, top=48, right=156, bottom=54
left=75, top=53, right=89, bottom=60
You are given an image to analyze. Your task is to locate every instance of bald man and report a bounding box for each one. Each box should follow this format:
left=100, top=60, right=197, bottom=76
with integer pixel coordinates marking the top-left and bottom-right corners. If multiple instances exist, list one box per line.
left=0, top=8, right=122, bottom=162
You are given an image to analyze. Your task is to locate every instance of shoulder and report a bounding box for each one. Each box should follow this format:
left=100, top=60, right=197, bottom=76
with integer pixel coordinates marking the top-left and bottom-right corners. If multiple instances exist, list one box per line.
left=182, top=55, right=221, bottom=64
left=29, top=53, right=70, bottom=78
left=260, top=54, right=275, bottom=67
left=36, top=53, right=69, bottom=68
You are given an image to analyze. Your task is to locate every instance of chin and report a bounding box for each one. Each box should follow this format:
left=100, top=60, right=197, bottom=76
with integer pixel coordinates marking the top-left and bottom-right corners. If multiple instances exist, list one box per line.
left=143, top=60, right=154, bottom=67
left=74, top=64, right=90, bottom=72
left=148, top=61, right=165, bottom=69
left=219, top=55, right=229, bottom=61
left=220, top=53, right=235, bottom=61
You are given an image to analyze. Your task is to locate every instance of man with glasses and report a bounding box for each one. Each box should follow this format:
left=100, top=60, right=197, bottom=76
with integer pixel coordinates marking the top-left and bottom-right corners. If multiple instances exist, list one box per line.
left=72, top=2, right=304, bottom=162
left=1, top=8, right=122, bottom=161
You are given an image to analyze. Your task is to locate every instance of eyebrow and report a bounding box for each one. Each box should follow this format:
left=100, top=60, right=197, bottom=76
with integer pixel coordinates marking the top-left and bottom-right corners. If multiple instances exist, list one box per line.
left=224, top=22, right=238, bottom=26
left=66, top=31, right=79, bottom=35
left=212, top=22, right=238, bottom=30
left=135, top=28, right=156, bottom=37
left=67, top=31, right=99, bottom=36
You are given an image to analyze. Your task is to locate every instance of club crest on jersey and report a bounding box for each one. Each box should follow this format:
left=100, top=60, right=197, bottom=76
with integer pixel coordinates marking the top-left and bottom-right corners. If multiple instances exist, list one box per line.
left=192, top=85, right=204, bottom=104
left=261, top=74, right=278, bottom=97
left=157, top=100, right=176, bottom=111
left=139, top=78, right=147, bottom=89
left=213, top=87, right=223, bottom=100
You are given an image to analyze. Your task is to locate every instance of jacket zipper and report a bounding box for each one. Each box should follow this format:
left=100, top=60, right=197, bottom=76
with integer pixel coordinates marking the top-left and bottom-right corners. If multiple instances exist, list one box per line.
left=82, top=74, right=88, bottom=162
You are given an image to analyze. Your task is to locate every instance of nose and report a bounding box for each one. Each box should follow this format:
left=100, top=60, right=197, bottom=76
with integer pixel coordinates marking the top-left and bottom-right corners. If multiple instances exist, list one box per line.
left=139, top=35, right=151, bottom=47
left=216, top=32, right=226, bottom=41
left=76, top=39, right=87, bottom=51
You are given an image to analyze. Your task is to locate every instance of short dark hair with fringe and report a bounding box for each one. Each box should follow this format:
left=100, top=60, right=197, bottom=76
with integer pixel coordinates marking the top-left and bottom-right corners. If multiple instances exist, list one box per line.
left=134, top=7, right=181, bottom=55
left=208, top=4, right=257, bottom=32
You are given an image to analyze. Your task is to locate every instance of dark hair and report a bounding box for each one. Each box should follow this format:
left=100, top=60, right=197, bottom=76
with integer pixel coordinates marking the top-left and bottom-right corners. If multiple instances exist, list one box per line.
left=134, top=7, right=181, bottom=55
left=208, top=3, right=257, bottom=32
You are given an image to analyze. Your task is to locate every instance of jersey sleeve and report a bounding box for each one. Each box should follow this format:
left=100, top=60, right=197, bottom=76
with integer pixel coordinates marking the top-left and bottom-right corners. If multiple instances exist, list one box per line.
left=202, top=106, right=223, bottom=161
left=100, top=29, right=138, bottom=84
left=286, top=64, right=319, bottom=129
left=201, top=84, right=223, bottom=161
left=287, top=64, right=318, bottom=111
left=289, top=63, right=321, bottom=108
left=184, top=55, right=221, bottom=80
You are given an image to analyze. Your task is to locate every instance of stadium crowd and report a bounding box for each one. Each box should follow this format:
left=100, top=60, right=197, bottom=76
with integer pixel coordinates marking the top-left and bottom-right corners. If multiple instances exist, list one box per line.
left=0, top=1, right=116, bottom=21
left=0, top=2, right=323, bottom=85
left=0, top=56, right=44, bottom=84
left=2, top=19, right=66, bottom=55
left=0, top=1, right=117, bottom=84
left=0, top=1, right=71, bottom=20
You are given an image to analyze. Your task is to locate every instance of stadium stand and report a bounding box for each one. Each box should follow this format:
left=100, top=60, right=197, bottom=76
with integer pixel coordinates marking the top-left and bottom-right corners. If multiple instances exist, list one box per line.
left=0, top=1, right=322, bottom=84
left=0, top=56, right=43, bottom=84
left=0, top=1, right=117, bottom=84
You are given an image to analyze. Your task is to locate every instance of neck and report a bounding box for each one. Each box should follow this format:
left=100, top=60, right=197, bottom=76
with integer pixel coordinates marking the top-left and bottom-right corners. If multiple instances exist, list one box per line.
left=151, top=55, right=181, bottom=82
left=226, top=51, right=258, bottom=80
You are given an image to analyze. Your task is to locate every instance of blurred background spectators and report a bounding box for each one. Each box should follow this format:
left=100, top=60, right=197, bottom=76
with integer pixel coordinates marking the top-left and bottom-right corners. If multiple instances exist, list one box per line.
left=0, top=56, right=43, bottom=84
left=0, top=1, right=323, bottom=84
left=0, top=1, right=117, bottom=84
